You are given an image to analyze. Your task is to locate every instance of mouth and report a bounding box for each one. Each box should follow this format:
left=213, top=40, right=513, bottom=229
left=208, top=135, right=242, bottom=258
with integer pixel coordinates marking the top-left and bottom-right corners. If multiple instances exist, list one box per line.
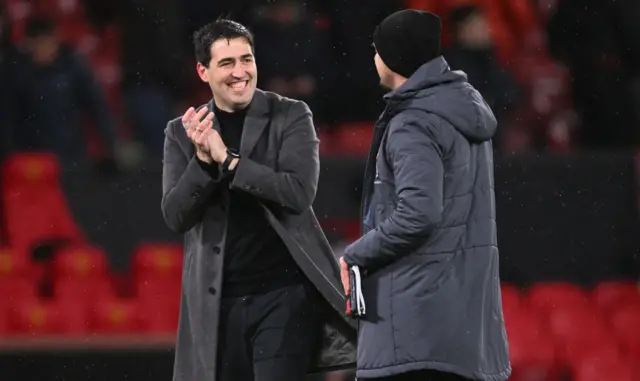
left=228, top=80, right=249, bottom=92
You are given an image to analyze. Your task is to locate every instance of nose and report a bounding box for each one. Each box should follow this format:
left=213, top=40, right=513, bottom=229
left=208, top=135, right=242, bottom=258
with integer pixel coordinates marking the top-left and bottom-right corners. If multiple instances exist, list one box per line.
left=232, top=64, right=245, bottom=79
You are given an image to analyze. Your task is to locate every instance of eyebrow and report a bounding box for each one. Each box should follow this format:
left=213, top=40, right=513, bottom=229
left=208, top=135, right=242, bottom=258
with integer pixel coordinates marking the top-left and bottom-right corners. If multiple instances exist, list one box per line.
left=216, top=53, right=254, bottom=66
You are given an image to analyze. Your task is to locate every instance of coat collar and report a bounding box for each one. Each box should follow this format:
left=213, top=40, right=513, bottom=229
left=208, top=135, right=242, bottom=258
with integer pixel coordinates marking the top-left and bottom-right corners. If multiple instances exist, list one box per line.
left=209, top=89, right=270, bottom=157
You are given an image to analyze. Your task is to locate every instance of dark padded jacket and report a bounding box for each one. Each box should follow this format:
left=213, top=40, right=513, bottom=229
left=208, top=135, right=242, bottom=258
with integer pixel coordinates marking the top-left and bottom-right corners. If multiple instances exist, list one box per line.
left=343, top=57, right=511, bottom=380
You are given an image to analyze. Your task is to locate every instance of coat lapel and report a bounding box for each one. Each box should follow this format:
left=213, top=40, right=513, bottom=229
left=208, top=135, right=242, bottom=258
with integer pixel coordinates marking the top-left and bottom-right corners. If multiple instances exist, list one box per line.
left=239, top=90, right=270, bottom=157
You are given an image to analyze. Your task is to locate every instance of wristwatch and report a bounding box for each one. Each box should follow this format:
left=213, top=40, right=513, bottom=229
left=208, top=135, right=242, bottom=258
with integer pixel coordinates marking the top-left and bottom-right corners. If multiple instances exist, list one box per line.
left=222, top=148, right=241, bottom=173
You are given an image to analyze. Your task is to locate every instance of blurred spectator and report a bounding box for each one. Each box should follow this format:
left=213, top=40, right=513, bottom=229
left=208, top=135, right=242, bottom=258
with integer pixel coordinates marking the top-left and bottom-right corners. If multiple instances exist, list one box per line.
left=248, top=0, right=334, bottom=121
left=84, top=0, right=194, bottom=159
left=443, top=4, right=521, bottom=149
left=0, top=1, right=14, bottom=161
left=3, top=15, right=118, bottom=168
left=317, top=0, right=403, bottom=122
left=547, top=0, right=640, bottom=149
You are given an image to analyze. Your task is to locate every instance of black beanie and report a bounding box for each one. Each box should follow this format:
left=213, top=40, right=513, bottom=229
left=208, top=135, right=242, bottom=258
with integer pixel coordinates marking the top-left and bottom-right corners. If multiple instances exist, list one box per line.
left=373, top=10, right=442, bottom=78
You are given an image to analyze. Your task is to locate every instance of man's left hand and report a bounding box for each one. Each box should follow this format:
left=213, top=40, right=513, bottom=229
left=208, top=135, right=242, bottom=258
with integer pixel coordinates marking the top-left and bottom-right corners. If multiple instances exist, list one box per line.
left=339, top=257, right=350, bottom=295
left=207, top=129, right=228, bottom=164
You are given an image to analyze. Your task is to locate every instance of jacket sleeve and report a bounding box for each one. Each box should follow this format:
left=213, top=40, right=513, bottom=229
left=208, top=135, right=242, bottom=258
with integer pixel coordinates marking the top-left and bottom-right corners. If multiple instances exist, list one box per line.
left=230, top=101, right=319, bottom=214
left=161, top=122, right=223, bottom=233
left=343, top=117, right=444, bottom=271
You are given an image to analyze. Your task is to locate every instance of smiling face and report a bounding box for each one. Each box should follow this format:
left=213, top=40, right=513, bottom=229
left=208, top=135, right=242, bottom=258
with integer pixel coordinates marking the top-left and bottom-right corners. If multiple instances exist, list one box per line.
left=196, top=37, right=257, bottom=112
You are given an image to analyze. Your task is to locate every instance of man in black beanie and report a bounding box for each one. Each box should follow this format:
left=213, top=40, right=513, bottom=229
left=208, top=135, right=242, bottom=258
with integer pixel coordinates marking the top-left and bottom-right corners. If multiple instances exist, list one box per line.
left=339, top=9, right=511, bottom=381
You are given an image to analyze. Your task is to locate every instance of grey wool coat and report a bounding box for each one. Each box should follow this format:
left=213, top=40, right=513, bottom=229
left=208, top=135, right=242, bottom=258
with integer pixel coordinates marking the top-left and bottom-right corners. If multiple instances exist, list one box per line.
left=161, top=89, right=356, bottom=381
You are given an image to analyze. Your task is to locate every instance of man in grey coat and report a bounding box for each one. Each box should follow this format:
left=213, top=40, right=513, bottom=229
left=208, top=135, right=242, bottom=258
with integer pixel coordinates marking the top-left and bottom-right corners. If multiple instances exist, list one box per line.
left=162, top=19, right=355, bottom=381
left=339, top=10, right=511, bottom=381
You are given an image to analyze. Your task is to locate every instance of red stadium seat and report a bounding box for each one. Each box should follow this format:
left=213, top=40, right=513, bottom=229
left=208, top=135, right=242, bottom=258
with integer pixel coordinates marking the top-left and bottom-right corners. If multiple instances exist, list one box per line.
left=568, top=343, right=627, bottom=375
left=1, top=153, right=84, bottom=254
left=132, top=242, right=183, bottom=281
left=8, top=299, right=59, bottom=335
left=56, top=300, right=90, bottom=335
left=320, top=219, right=361, bottom=242
left=333, top=122, right=374, bottom=155
left=51, top=244, right=109, bottom=280
left=91, top=298, right=138, bottom=334
left=138, top=292, right=180, bottom=334
left=135, top=273, right=180, bottom=334
left=545, top=305, right=611, bottom=363
left=0, top=277, right=39, bottom=306
left=317, top=128, right=335, bottom=156
left=509, top=334, right=559, bottom=381
left=0, top=248, right=32, bottom=278
left=135, top=275, right=181, bottom=309
left=527, top=282, right=589, bottom=313
left=591, top=281, right=640, bottom=311
left=572, top=355, right=634, bottom=381
left=52, top=276, right=114, bottom=305
left=500, top=283, right=522, bottom=315
left=608, top=304, right=640, bottom=358
left=2, top=152, right=61, bottom=185
left=506, top=310, right=559, bottom=381
left=0, top=305, right=8, bottom=335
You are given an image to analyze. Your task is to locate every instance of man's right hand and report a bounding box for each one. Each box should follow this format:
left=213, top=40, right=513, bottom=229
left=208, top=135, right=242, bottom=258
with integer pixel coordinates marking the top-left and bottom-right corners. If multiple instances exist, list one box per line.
left=182, top=106, right=215, bottom=163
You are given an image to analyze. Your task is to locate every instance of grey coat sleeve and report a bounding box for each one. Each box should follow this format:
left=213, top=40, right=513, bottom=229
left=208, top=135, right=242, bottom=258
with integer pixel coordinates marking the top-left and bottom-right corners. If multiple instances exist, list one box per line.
left=161, top=121, right=223, bottom=233
left=230, top=101, right=319, bottom=214
left=343, top=116, right=444, bottom=271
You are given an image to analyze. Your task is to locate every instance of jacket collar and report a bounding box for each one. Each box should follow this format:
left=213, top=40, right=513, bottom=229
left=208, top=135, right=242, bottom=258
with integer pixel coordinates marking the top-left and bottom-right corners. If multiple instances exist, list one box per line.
left=209, top=89, right=270, bottom=157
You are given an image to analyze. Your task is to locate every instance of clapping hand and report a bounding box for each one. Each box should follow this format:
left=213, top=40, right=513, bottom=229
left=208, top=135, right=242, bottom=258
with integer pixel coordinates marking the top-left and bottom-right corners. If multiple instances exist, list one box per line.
left=182, top=106, right=215, bottom=163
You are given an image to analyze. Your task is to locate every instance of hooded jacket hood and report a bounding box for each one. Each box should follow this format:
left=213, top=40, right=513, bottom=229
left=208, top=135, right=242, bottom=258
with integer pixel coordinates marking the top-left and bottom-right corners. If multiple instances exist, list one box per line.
left=384, top=56, right=497, bottom=142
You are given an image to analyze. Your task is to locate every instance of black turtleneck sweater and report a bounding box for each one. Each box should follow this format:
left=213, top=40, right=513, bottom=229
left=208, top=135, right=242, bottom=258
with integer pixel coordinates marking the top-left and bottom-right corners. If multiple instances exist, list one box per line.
left=212, top=105, right=302, bottom=298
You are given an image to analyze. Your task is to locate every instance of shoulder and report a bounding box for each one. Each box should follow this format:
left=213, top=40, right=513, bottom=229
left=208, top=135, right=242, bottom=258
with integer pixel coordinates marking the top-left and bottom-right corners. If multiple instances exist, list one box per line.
left=385, top=110, right=447, bottom=157
left=258, top=89, right=312, bottom=118
left=388, top=110, right=441, bottom=139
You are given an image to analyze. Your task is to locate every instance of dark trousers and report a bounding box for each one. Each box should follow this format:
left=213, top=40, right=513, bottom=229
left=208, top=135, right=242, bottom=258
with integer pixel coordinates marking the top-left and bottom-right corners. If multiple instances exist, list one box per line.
left=216, top=282, right=319, bottom=381
left=365, top=370, right=470, bottom=381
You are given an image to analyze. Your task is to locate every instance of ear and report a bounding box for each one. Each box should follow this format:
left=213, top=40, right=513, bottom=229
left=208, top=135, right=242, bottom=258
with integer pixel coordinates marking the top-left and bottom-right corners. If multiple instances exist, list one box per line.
left=196, top=62, right=209, bottom=83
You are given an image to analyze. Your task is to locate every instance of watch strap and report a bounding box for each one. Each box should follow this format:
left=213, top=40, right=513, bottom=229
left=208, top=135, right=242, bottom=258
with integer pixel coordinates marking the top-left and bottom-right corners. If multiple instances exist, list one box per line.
left=222, top=149, right=240, bottom=172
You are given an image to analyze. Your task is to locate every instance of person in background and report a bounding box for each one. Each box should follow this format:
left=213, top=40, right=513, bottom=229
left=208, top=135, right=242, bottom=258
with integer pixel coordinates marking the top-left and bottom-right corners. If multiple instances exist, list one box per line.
left=4, top=15, right=118, bottom=169
left=444, top=4, right=521, bottom=150
left=248, top=0, right=334, bottom=122
left=339, top=9, right=510, bottom=381
left=547, top=0, right=640, bottom=149
left=0, top=1, right=14, bottom=161
left=84, top=0, right=195, bottom=159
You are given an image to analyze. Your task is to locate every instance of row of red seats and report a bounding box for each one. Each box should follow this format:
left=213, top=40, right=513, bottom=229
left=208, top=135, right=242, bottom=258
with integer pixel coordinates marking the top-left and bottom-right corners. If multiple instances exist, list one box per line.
left=0, top=242, right=183, bottom=280
left=0, top=241, right=183, bottom=335
left=504, top=282, right=640, bottom=381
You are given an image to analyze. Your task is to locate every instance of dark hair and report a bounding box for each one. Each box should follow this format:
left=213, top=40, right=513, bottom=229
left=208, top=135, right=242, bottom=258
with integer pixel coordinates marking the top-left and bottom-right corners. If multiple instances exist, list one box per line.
left=193, top=19, right=254, bottom=67
left=25, top=15, right=55, bottom=38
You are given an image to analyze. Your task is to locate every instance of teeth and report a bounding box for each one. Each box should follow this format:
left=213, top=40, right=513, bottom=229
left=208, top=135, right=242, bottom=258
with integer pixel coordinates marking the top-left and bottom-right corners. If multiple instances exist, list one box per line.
left=230, top=81, right=247, bottom=89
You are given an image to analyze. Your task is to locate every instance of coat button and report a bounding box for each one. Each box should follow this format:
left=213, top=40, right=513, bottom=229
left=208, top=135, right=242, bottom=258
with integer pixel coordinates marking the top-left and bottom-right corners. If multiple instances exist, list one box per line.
left=212, top=246, right=221, bottom=254
left=191, top=191, right=201, bottom=199
left=208, top=287, right=217, bottom=295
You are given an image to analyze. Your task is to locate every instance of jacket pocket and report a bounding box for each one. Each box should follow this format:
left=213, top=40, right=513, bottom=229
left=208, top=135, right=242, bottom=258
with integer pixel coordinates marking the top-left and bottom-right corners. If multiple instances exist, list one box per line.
left=392, top=252, right=455, bottom=297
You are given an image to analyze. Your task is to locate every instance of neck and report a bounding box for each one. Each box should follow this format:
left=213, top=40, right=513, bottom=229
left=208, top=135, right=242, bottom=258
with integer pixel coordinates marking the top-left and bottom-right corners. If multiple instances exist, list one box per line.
left=213, top=98, right=248, bottom=113
left=390, top=75, right=408, bottom=91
